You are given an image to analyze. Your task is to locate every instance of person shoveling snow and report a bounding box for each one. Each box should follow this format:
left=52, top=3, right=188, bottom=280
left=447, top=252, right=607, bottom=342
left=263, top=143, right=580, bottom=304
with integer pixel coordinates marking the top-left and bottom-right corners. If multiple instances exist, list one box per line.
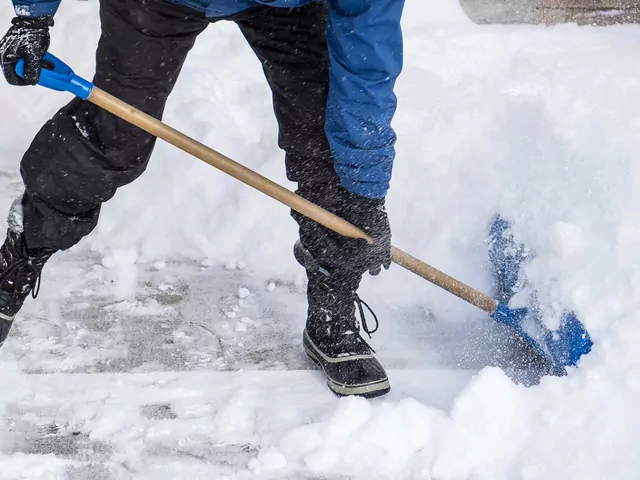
left=0, top=0, right=592, bottom=400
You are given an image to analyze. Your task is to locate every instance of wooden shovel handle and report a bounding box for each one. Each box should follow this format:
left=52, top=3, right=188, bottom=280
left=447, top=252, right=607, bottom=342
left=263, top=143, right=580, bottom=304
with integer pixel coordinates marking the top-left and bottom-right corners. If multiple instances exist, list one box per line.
left=88, top=87, right=498, bottom=315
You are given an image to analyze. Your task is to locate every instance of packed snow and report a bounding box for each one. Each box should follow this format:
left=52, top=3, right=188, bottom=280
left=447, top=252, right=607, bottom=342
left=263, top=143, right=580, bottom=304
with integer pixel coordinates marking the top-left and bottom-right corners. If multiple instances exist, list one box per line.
left=0, top=0, right=639, bottom=478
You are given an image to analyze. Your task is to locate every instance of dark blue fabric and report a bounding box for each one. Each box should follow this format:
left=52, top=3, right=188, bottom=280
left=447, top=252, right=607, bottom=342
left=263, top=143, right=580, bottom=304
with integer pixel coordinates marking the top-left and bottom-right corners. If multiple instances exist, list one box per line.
left=12, top=0, right=404, bottom=198
left=12, top=0, right=61, bottom=17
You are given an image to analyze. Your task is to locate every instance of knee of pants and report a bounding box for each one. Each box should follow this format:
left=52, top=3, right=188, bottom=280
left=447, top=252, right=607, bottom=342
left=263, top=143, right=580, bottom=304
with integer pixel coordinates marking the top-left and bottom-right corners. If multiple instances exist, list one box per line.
left=20, top=99, right=154, bottom=216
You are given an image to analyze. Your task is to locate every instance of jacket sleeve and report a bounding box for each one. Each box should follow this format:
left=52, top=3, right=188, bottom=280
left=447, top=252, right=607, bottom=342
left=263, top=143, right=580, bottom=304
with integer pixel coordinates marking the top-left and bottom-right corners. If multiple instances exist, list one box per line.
left=325, top=0, right=404, bottom=199
left=12, top=0, right=61, bottom=17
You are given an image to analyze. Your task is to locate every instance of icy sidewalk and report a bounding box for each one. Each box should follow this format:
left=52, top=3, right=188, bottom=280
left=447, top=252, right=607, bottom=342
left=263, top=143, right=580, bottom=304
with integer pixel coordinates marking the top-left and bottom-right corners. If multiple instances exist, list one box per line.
left=1, top=256, right=313, bottom=375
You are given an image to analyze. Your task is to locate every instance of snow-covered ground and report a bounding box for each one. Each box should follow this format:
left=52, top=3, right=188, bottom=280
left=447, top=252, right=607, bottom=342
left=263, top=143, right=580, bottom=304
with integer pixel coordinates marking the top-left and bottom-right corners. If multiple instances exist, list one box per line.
left=1, top=0, right=640, bottom=478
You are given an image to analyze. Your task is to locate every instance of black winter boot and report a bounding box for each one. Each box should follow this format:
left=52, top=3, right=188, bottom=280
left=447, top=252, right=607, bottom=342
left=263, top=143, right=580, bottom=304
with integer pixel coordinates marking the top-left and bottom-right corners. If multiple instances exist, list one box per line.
left=296, top=242, right=390, bottom=398
left=0, top=229, right=53, bottom=346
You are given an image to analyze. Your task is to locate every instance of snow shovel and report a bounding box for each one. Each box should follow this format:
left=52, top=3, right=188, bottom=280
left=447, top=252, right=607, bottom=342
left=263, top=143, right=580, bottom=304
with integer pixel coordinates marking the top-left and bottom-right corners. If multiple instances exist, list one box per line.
left=16, top=53, right=592, bottom=375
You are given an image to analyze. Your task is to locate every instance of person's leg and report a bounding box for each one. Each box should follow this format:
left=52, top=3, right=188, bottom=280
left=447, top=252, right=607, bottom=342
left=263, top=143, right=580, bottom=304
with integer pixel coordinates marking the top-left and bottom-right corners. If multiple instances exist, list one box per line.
left=20, top=0, right=209, bottom=252
left=0, top=0, right=209, bottom=344
left=235, top=4, right=390, bottom=398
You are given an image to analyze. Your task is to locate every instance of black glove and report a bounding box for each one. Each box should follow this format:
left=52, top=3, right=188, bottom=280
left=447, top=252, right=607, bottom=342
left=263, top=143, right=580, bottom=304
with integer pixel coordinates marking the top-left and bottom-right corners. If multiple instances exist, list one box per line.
left=0, top=16, right=53, bottom=86
left=294, top=183, right=392, bottom=277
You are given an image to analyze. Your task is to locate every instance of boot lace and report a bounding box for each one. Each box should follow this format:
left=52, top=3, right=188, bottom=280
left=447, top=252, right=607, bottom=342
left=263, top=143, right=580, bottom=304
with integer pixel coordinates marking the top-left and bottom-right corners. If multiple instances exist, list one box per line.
left=0, top=256, right=42, bottom=300
left=0, top=234, right=46, bottom=302
left=355, top=295, right=379, bottom=338
left=339, top=295, right=380, bottom=354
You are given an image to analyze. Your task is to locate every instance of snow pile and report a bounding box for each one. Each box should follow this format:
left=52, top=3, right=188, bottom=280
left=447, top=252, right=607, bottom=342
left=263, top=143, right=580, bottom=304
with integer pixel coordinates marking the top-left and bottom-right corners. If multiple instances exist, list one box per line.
left=249, top=395, right=445, bottom=478
left=252, top=364, right=640, bottom=479
left=1, top=0, right=640, bottom=478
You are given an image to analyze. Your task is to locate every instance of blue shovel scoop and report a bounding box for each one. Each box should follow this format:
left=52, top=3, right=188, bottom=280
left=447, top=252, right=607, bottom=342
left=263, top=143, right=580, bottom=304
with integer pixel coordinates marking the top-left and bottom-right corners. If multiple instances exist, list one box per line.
left=17, top=53, right=593, bottom=375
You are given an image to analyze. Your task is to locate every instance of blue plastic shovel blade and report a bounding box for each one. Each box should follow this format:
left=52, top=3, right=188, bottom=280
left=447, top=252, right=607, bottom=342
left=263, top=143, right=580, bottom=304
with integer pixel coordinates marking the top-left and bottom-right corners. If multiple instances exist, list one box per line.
left=487, top=215, right=593, bottom=374
left=487, top=214, right=531, bottom=304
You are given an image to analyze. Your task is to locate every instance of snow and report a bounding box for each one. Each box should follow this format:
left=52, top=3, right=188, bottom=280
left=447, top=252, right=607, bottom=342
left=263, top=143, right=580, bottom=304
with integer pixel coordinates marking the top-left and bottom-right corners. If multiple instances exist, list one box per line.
left=0, top=369, right=473, bottom=479
left=0, top=0, right=639, bottom=478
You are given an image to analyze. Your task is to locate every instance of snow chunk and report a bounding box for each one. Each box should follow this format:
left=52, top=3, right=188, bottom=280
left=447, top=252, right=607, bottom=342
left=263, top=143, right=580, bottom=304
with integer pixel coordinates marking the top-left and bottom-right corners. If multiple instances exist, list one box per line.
left=154, top=261, right=167, bottom=271
left=321, top=396, right=373, bottom=443
left=7, top=196, right=23, bottom=234
left=201, top=258, right=214, bottom=267
left=257, top=448, right=287, bottom=469
left=304, top=447, right=341, bottom=473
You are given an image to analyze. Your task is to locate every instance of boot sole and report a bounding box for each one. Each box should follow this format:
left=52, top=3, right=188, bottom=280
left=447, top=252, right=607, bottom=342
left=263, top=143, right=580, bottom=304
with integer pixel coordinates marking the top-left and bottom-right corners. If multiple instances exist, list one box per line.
left=303, top=331, right=391, bottom=399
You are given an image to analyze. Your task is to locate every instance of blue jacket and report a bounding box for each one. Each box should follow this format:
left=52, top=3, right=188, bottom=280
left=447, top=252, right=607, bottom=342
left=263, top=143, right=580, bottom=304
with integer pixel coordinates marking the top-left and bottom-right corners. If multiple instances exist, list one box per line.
left=12, top=0, right=404, bottom=199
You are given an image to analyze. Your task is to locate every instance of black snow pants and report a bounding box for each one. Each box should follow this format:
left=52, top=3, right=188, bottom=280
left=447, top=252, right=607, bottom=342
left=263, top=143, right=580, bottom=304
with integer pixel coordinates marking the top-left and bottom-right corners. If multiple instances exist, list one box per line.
left=19, top=0, right=341, bottom=252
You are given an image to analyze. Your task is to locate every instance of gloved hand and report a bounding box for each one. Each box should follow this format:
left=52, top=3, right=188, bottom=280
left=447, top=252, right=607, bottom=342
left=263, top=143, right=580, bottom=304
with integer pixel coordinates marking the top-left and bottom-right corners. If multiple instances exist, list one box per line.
left=294, top=183, right=392, bottom=277
left=0, top=16, right=53, bottom=86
